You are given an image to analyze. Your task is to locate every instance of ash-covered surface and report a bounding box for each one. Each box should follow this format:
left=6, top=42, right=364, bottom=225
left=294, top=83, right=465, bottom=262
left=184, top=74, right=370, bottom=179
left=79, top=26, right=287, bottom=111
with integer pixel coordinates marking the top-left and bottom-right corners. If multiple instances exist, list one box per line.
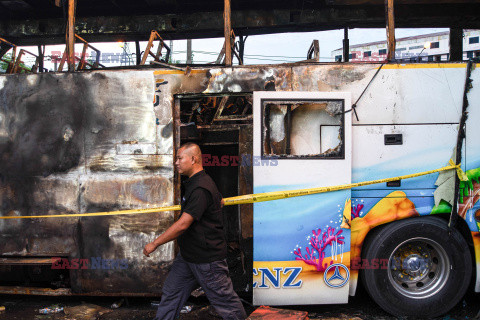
left=0, top=288, right=479, bottom=320
left=0, top=70, right=175, bottom=294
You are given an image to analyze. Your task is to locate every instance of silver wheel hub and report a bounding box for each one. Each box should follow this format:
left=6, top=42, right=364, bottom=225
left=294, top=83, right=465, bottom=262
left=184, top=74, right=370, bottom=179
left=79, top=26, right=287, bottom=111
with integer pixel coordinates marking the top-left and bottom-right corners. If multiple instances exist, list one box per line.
left=388, top=238, right=450, bottom=299
left=402, top=254, right=430, bottom=277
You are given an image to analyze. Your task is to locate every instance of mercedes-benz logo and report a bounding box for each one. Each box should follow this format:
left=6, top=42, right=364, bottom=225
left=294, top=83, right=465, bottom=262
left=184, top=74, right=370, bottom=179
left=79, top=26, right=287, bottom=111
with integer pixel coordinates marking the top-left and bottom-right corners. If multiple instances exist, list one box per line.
left=324, top=263, right=350, bottom=288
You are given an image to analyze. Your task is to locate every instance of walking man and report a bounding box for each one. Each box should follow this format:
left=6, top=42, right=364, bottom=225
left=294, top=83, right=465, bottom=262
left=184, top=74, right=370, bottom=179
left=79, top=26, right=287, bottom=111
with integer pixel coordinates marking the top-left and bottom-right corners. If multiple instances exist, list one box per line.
left=143, top=142, right=247, bottom=320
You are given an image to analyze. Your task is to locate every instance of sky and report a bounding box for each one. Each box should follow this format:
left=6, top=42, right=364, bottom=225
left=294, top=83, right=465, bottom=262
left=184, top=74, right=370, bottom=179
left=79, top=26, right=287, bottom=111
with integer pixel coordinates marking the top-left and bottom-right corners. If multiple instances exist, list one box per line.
left=14, top=28, right=449, bottom=69
left=180, top=28, right=449, bottom=64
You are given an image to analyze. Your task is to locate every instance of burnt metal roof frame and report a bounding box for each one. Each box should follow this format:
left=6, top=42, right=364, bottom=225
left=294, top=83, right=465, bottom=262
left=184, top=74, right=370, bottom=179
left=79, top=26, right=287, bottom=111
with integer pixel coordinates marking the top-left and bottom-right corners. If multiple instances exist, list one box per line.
left=12, top=48, right=40, bottom=73
left=385, top=0, right=396, bottom=61
left=140, top=30, right=171, bottom=65
left=1, top=3, right=480, bottom=46
left=307, top=39, right=320, bottom=61
left=56, top=34, right=105, bottom=71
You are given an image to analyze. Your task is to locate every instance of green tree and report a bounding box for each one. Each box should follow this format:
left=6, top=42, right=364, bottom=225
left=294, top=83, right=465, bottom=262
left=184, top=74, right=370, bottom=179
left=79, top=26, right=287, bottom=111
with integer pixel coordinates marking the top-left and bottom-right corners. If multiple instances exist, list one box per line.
left=0, top=53, right=11, bottom=72
left=0, top=54, right=32, bottom=73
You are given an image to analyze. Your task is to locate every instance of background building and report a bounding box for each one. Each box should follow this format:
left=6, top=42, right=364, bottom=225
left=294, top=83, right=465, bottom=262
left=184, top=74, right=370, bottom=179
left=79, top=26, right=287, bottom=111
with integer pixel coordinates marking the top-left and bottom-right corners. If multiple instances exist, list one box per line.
left=332, top=30, right=480, bottom=62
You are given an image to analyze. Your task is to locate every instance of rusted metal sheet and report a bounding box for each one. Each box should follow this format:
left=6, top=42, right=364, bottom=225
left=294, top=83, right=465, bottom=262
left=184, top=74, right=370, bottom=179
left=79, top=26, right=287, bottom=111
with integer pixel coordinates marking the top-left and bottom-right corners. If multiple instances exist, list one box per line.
left=83, top=176, right=172, bottom=208
left=239, top=126, right=253, bottom=239
left=291, top=64, right=372, bottom=92
left=0, top=69, right=178, bottom=293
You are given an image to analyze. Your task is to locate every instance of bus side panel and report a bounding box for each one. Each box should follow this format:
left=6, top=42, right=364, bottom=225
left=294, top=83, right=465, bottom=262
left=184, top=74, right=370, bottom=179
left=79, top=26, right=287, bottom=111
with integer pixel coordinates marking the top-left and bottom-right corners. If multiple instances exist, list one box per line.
left=348, top=64, right=478, bottom=294
left=0, top=71, right=177, bottom=293
left=465, top=63, right=480, bottom=292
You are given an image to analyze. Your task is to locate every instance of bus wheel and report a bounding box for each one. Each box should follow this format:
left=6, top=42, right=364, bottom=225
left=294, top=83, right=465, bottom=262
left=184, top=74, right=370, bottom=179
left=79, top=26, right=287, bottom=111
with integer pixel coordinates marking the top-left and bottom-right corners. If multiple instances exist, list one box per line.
left=361, top=216, right=472, bottom=318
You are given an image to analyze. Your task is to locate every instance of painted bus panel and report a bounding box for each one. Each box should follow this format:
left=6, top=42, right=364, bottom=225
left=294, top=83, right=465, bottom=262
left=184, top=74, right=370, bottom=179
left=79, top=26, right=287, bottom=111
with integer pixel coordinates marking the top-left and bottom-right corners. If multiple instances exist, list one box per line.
left=252, top=91, right=352, bottom=305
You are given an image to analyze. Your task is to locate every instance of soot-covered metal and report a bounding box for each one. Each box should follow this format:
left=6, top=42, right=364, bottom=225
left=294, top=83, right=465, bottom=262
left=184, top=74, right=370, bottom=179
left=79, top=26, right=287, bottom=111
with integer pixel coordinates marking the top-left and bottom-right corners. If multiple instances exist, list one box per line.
left=0, top=63, right=377, bottom=295
left=0, top=70, right=176, bottom=294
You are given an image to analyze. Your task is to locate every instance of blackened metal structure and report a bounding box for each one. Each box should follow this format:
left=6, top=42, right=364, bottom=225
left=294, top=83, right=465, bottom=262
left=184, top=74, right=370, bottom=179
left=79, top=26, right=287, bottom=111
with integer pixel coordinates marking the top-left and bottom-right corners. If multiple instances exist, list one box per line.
left=0, top=0, right=479, bottom=46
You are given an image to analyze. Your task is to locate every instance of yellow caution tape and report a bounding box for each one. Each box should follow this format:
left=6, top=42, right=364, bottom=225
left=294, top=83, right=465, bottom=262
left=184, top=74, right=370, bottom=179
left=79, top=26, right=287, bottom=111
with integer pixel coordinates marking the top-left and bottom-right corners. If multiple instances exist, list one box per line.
left=0, top=206, right=181, bottom=220
left=0, top=163, right=466, bottom=220
left=449, top=159, right=469, bottom=181
left=223, top=163, right=464, bottom=206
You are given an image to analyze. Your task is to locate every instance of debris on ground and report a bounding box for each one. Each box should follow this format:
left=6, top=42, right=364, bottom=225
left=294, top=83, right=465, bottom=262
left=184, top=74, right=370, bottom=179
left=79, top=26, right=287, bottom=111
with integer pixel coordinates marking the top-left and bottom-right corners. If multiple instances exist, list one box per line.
left=309, top=315, right=363, bottom=320
left=64, top=303, right=113, bottom=320
left=1, top=291, right=479, bottom=320
left=180, top=305, right=192, bottom=313
left=247, top=306, right=308, bottom=319
left=98, top=309, right=155, bottom=320
left=190, top=287, right=205, bottom=298
left=38, top=304, right=64, bottom=314
left=150, top=301, right=160, bottom=307
left=190, top=305, right=222, bottom=319
left=111, top=298, right=125, bottom=309
left=307, top=312, right=365, bottom=320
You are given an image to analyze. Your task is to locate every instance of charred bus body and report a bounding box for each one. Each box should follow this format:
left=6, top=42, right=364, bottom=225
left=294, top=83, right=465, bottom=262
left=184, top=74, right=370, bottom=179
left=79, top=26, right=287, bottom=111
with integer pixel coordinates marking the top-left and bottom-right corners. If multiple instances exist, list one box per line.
left=0, top=62, right=479, bottom=317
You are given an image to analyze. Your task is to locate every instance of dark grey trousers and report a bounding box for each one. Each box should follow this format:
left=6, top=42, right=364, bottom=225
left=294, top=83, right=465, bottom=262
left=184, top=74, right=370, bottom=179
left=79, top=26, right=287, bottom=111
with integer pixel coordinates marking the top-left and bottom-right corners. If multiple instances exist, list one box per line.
left=154, top=254, right=247, bottom=320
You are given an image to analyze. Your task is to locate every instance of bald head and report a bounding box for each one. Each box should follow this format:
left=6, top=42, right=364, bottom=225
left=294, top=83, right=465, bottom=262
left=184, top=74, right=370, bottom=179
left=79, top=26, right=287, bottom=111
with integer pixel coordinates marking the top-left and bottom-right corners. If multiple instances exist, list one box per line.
left=180, top=142, right=202, bottom=164
left=176, top=142, right=204, bottom=177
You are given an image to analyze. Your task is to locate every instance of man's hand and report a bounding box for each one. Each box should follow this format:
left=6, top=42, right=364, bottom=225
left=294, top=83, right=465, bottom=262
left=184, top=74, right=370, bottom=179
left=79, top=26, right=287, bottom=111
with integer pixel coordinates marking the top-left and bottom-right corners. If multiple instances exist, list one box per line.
left=142, top=213, right=194, bottom=258
left=143, top=242, right=158, bottom=257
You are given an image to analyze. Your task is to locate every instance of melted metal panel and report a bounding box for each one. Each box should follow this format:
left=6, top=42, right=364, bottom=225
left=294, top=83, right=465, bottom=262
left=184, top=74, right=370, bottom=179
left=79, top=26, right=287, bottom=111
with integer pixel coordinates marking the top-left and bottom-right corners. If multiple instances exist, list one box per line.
left=204, top=67, right=292, bottom=93
left=0, top=70, right=175, bottom=293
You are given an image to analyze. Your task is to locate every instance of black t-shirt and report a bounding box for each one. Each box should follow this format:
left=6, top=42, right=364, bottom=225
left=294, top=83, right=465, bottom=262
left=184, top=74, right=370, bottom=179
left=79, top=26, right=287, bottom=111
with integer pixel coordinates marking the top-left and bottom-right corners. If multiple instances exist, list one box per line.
left=177, top=170, right=227, bottom=263
left=182, top=188, right=211, bottom=221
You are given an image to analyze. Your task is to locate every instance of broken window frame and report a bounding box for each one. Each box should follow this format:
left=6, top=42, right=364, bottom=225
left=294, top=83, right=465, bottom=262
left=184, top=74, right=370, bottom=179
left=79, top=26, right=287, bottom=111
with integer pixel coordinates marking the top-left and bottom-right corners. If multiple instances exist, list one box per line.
left=319, top=124, right=342, bottom=154
left=260, top=98, right=345, bottom=160
left=176, top=92, right=253, bottom=126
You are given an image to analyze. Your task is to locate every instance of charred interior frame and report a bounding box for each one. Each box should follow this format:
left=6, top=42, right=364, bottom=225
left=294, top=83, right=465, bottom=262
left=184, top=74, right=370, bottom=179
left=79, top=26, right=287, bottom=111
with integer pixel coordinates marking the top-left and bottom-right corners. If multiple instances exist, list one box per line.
left=174, top=92, right=254, bottom=292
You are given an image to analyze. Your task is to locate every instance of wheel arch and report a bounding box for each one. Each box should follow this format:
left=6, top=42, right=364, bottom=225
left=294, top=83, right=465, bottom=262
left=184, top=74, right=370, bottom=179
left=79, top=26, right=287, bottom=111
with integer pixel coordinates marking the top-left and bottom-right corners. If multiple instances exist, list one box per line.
left=432, top=213, right=477, bottom=292
left=356, top=215, right=473, bottom=317
left=350, top=214, right=476, bottom=296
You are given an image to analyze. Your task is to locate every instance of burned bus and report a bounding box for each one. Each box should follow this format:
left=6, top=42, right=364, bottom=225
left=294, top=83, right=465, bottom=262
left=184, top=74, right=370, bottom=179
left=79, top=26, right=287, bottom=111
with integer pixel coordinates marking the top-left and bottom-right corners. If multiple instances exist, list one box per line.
left=0, top=61, right=479, bottom=317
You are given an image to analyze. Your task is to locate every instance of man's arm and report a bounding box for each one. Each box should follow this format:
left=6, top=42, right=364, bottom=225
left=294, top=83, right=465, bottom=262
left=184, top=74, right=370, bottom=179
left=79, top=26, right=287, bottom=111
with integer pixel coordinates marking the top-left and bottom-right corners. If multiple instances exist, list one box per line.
left=143, top=212, right=195, bottom=257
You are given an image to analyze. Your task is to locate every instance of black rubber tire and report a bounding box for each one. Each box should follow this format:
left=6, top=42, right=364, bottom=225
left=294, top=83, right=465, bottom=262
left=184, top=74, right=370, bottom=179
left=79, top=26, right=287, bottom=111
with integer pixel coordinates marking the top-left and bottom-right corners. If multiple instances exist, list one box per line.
left=361, top=216, right=472, bottom=318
